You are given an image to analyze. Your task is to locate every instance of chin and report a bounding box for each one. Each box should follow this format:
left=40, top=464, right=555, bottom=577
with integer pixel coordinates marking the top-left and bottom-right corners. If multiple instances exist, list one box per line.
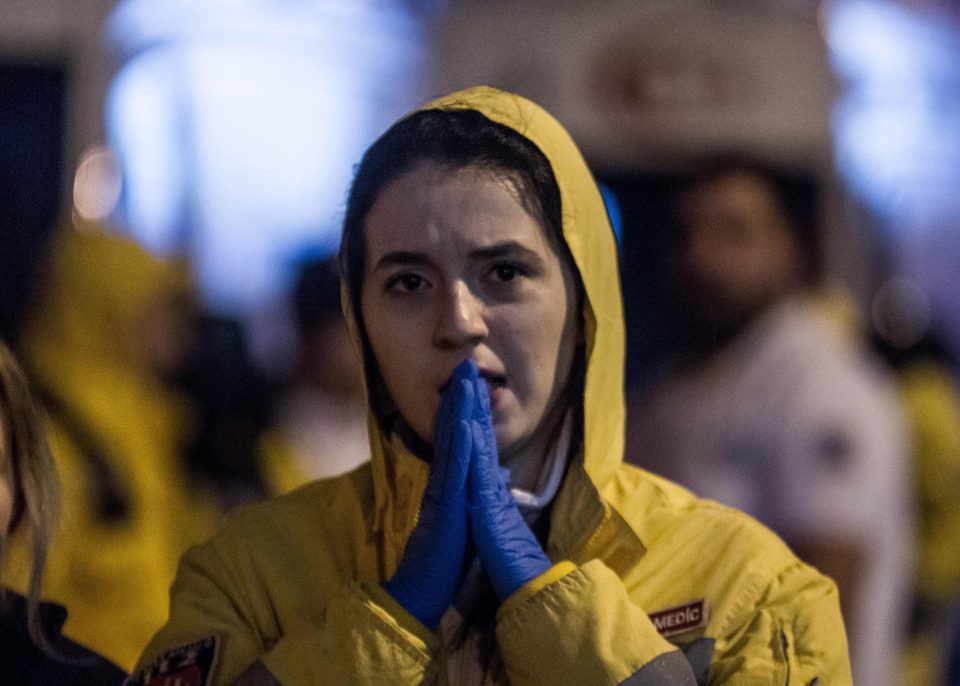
left=494, top=422, right=530, bottom=457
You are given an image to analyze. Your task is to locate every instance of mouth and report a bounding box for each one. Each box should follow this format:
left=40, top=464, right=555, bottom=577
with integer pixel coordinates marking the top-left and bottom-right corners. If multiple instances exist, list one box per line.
left=438, top=368, right=507, bottom=394
left=479, top=369, right=506, bottom=390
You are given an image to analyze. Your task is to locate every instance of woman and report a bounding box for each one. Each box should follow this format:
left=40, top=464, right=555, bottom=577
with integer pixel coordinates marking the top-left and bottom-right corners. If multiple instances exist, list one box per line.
left=0, top=340, right=126, bottom=685
left=131, top=87, right=851, bottom=685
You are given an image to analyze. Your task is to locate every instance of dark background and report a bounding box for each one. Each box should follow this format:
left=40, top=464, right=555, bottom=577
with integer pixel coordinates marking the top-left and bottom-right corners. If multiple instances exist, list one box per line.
left=0, top=60, right=67, bottom=344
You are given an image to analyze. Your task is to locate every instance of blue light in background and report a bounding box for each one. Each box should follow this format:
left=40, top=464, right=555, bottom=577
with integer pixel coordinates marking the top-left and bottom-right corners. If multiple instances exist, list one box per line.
left=105, top=0, right=427, bottom=314
left=181, top=41, right=368, bottom=311
left=828, top=0, right=958, bottom=86
left=826, top=0, right=960, bottom=228
left=597, top=180, right=624, bottom=248
left=826, top=0, right=960, bottom=362
left=106, top=47, right=190, bottom=255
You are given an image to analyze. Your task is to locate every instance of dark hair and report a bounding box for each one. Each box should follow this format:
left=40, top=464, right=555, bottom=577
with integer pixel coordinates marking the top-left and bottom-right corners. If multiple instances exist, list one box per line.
left=340, top=107, right=576, bottom=425
left=680, top=152, right=823, bottom=281
left=0, top=340, right=59, bottom=652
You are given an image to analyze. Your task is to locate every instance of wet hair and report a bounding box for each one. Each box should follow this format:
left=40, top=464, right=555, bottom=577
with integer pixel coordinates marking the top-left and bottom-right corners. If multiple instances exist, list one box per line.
left=340, top=107, right=580, bottom=427
left=0, top=339, right=59, bottom=651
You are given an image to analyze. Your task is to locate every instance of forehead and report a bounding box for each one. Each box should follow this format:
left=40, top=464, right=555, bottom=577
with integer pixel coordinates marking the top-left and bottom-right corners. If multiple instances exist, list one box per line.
left=363, top=163, right=553, bottom=259
left=686, top=173, right=782, bottom=221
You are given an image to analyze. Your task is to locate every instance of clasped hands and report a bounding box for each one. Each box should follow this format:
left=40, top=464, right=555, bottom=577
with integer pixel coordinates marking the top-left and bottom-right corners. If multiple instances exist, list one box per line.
left=384, top=360, right=553, bottom=629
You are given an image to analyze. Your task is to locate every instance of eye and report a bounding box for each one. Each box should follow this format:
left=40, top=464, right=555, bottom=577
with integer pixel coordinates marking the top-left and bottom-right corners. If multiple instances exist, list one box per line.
left=386, top=272, right=428, bottom=293
left=491, top=263, right=523, bottom=283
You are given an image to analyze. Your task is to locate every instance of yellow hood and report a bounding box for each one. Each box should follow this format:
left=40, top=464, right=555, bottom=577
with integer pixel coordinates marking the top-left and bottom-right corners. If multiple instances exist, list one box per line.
left=23, top=224, right=192, bottom=379
left=345, top=86, right=628, bottom=558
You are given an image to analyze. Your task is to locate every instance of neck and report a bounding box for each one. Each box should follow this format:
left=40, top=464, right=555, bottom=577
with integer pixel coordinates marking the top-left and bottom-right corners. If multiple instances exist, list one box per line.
left=500, top=402, right=571, bottom=492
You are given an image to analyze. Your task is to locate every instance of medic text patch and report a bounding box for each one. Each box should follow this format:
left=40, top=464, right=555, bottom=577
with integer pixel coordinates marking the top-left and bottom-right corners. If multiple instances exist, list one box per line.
left=648, top=599, right=708, bottom=638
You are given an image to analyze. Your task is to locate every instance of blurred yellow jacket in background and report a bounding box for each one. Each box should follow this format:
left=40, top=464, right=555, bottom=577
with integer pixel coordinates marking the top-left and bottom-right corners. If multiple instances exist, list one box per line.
left=5, top=226, right=218, bottom=670
left=900, top=359, right=960, bottom=600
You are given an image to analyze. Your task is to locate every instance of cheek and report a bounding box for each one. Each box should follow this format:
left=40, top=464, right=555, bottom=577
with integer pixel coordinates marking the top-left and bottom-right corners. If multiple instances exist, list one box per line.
left=361, top=292, right=401, bottom=368
left=380, top=362, right=438, bottom=442
left=497, top=305, right=567, bottom=395
left=364, top=314, right=412, bottom=398
left=361, top=299, right=437, bottom=437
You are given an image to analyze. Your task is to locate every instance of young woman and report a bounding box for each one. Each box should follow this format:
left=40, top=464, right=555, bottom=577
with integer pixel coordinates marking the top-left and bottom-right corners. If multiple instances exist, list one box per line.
left=131, top=86, right=852, bottom=685
left=0, top=340, right=126, bottom=685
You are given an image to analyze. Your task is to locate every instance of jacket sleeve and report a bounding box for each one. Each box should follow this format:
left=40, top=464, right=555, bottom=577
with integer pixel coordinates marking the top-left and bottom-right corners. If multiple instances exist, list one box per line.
left=495, top=560, right=698, bottom=685
left=130, top=540, right=442, bottom=686
left=494, top=558, right=851, bottom=686
left=707, top=561, right=853, bottom=685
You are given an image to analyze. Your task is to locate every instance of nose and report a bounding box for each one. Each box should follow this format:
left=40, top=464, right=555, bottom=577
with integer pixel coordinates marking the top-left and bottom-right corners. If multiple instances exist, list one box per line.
left=432, top=280, right=488, bottom=350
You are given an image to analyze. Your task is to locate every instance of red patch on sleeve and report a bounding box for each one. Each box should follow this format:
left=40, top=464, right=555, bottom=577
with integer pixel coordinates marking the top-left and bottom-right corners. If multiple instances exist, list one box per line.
left=124, top=636, right=219, bottom=686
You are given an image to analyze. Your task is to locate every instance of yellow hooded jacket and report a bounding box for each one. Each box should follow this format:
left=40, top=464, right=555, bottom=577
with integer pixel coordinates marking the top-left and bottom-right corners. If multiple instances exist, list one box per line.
left=132, top=87, right=851, bottom=685
left=10, top=227, right=217, bottom=670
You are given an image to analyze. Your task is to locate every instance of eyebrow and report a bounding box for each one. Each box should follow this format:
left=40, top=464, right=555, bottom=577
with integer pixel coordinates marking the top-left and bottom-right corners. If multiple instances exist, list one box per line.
left=468, top=241, right=542, bottom=264
left=370, top=240, right=544, bottom=273
left=371, top=251, right=432, bottom=273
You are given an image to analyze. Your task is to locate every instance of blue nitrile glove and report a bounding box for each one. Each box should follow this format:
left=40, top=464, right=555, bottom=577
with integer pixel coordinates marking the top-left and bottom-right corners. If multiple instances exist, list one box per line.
left=383, top=360, right=476, bottom=628
left=467, top=375, right=552, bottom=601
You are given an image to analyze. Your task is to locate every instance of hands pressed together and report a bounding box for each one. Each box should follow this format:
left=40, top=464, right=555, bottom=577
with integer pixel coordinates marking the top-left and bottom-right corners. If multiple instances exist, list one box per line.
left=384, top=360, right=553, bottom=629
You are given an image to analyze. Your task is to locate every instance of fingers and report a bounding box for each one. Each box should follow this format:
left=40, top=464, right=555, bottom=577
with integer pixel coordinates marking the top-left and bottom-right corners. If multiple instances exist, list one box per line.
left=468, top=420, right=502, bottom=505
left=471, top=369, right=497, bottom=463
left=466, top=365, right=504, bottom=504
left=432, top=357, right=504, bottom=506
left=447, top=418, right=472, bottom=495
left=475, top=366, right=492, bottom=422
left=434, top=362, right=472, bottom=455
left=431, top=360, right=477, bottom=498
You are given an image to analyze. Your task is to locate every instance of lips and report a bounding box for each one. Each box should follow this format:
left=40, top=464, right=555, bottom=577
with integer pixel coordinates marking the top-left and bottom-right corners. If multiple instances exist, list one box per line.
left=478, top=368, right=506, bottom=390
left=438, top=364, right=506, bottom=395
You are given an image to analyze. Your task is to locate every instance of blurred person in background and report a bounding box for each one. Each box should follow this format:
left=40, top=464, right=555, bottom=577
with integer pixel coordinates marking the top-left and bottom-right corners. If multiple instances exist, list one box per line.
left=3, top=224, right=219, bottom=671
left=627, top=155, right=914, bottom=686
left=872, top=312, right=960, bottom=684
left=259, top=253, right=369, bottom=495
left=178, top=312, right=272, bottom=510
left=0, top=339, right=126, bottom=684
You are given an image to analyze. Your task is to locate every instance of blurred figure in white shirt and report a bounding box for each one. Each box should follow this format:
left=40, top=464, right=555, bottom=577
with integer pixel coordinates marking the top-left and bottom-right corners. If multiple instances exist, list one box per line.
left=627, top=155, right=914, bottom=686
left=260, top=255, right=369, bottom=494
